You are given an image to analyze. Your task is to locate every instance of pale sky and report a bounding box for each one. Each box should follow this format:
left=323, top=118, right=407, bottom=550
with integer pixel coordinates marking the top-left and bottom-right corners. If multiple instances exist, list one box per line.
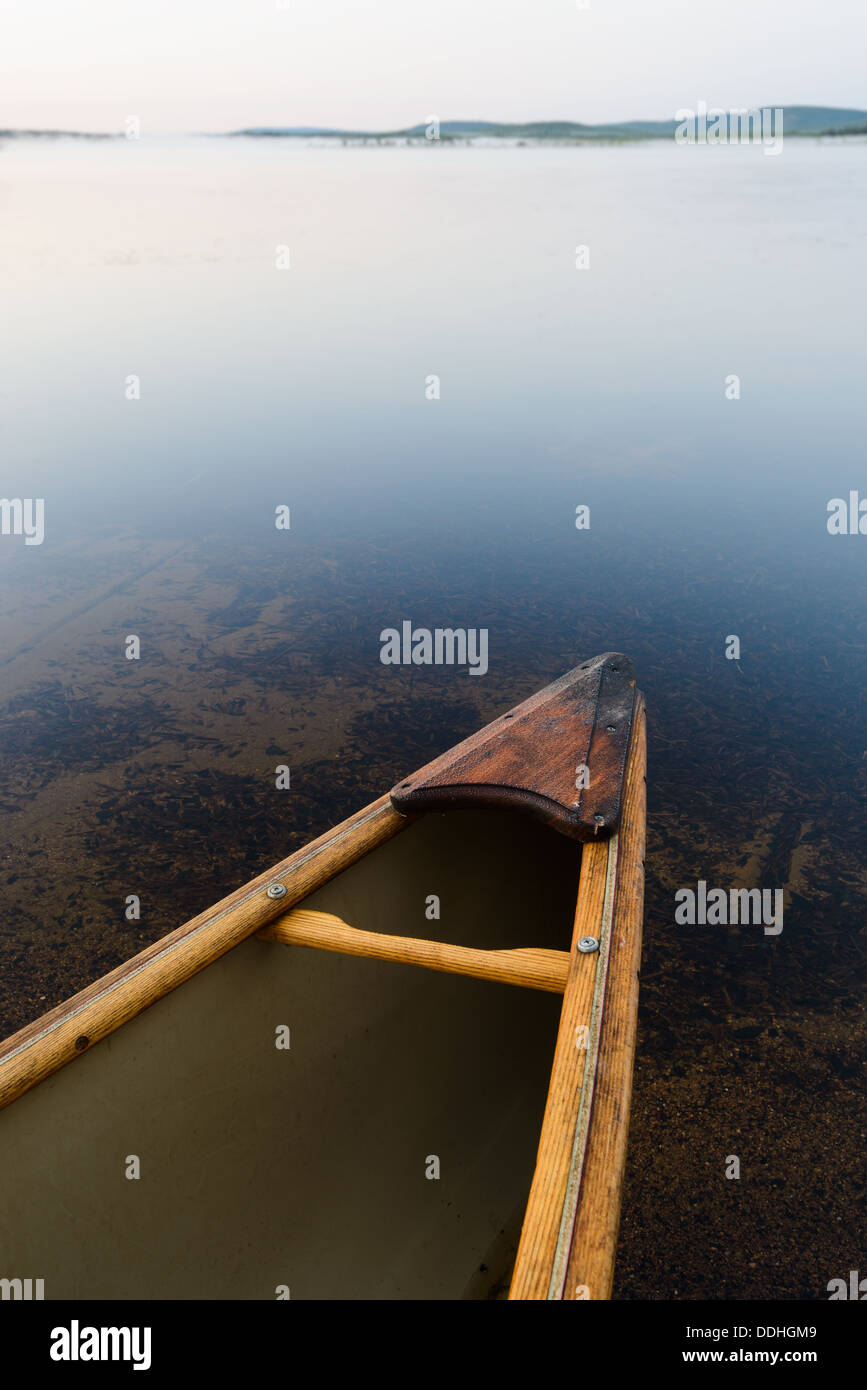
left=1, top=0, right=865, bottom=134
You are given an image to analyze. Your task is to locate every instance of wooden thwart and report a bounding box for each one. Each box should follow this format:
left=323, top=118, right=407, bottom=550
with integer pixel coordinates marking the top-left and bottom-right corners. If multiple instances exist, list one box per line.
left=258, top=908, right=571, bottom=994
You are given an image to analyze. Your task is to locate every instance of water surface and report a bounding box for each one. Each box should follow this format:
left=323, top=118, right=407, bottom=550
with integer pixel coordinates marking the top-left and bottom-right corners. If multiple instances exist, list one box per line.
left=0, top=134, right=864, bottom=1299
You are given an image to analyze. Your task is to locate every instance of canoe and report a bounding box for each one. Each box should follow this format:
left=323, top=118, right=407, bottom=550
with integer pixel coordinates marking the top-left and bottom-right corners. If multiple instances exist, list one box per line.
left=0, top=653, right=645, bottom=1301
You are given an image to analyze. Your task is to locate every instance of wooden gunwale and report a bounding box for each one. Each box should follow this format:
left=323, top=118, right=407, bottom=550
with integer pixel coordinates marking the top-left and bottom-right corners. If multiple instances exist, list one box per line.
left=509, top=693, right=646, bottom=1300
left=562, top=694, right=646, bottom=1298
left=0, top=796, right=406, bottom=1112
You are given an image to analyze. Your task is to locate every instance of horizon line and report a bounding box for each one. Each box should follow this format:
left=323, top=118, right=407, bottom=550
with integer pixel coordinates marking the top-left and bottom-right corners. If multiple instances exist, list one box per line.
left=3, top=103, right=867, bottom=141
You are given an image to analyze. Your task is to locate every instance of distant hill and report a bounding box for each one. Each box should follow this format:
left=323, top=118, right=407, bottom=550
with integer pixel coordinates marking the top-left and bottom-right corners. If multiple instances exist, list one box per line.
left=233, top=107, right=867, bottom=141
left=2, top=107, right=865, bottom=143
left=0, top=128, right=115, bottom=139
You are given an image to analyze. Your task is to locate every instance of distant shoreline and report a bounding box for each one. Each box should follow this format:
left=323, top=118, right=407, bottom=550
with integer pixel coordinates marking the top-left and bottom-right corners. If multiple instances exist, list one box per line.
left=3, top=105, right=867, bottom=143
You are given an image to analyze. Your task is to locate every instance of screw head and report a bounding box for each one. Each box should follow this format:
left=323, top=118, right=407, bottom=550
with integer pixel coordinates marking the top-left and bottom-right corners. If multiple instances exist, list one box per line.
left=577, top=936, right=600, bottom=954
left=593, top=813, right=605, bottom=825
left=266, top=882, right=287, bottom=900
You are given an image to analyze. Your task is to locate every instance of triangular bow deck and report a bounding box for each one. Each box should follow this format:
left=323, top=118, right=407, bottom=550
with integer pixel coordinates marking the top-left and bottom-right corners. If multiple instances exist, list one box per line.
left=390, top=652, right=637, bottom=840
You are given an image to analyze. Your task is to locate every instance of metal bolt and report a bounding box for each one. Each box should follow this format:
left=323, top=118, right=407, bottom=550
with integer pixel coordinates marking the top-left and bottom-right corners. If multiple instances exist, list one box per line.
left=606, top=725, right=616, bottom=733
left=577, top=936, right=600, bottom=954
left=266, top=882, right=287, bottom=900
left=593, top=813, right=605, bottom=825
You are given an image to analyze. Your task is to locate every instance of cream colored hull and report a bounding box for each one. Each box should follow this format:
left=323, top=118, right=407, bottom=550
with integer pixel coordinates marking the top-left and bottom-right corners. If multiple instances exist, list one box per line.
left=0, top=810, right=578, bottom=1299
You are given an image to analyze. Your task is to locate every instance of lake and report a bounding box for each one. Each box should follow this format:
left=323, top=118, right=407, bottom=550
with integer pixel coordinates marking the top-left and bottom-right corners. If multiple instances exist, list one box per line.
left=0, top=132, right=864, bottom=1298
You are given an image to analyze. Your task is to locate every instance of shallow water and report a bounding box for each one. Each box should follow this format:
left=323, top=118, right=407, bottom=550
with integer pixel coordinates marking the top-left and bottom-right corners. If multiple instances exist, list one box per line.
left=0, top=134, right=864, bottom=1299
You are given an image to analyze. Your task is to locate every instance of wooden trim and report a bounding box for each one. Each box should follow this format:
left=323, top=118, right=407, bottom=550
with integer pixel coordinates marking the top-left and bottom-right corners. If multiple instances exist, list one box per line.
left=506, top=837, right=612, bottom=1297
left=563, top=695, right=646, bottom=1299
left=389, top=654, right=637, bottom=841
left=0, top=797, right=407, bottom=1113
left=259, top=908, right=571, bottom=994
left=509, top=694, right=646, bottom=1300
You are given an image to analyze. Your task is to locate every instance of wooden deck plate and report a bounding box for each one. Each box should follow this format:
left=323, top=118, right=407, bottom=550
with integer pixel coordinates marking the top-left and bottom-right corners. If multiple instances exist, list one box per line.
left=389, top=653, right=636, bottom=841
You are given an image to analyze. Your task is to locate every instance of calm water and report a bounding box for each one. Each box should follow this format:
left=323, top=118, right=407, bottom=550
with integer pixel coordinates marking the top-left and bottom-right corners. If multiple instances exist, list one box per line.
left=0, top=134, right=865, bottom=1299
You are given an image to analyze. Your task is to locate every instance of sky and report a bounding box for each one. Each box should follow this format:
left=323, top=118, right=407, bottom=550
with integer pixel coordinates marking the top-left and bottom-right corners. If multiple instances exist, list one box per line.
left=1, top=0, right=865, bottom=134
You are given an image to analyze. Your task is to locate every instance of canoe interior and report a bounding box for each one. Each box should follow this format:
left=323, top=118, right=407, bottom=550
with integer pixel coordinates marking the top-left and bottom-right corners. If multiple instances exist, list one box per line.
left=0, top=808, right=582, bottom=1300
